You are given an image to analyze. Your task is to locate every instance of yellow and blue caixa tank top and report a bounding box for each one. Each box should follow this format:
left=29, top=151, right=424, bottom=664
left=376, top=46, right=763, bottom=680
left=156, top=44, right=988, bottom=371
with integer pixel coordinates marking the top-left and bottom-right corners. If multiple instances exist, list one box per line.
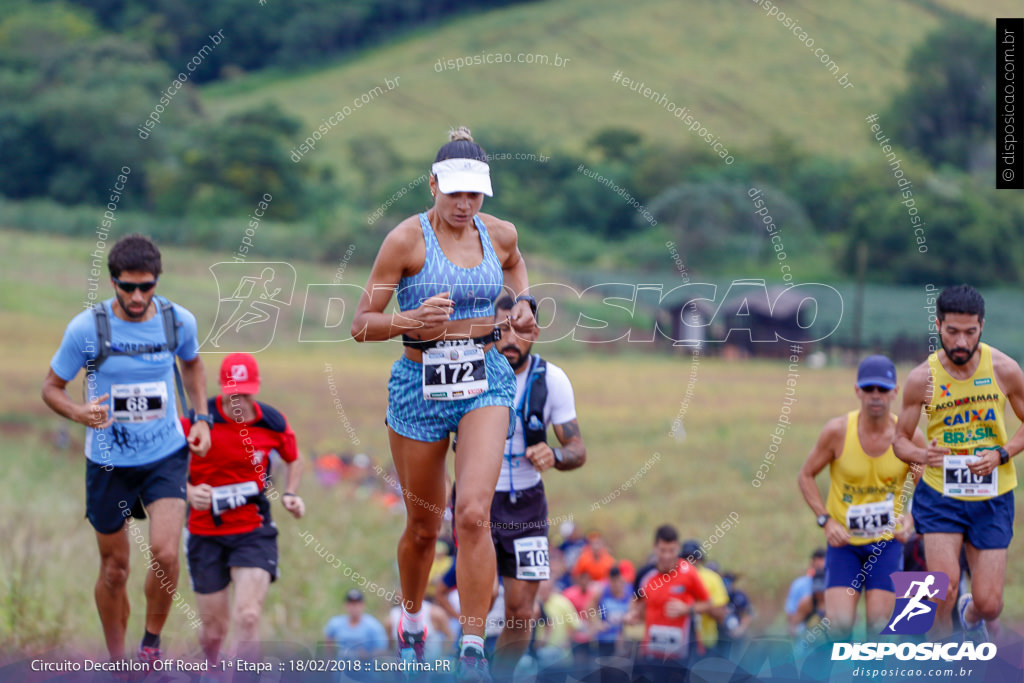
left=826, top=411, right=910, bottom=545
left=923, top=343, right=1015, bottom=500
left=397, top=212, right=503, bottom=321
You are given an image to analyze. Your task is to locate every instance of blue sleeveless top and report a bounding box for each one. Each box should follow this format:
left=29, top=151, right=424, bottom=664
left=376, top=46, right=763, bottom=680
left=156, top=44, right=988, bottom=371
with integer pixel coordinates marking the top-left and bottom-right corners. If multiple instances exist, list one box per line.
left=397, top=212, right=503, bottom=321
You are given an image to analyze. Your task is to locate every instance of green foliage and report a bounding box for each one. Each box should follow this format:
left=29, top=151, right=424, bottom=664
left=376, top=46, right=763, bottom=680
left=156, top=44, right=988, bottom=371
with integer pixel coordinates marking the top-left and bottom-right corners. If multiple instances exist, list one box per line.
left=884, top=18, right=994, bottom=172
left=156, top=103, right=324, bottom=219
left=650, top=181, right=814, bottom=271
left=0, top=7, right=170, bottom=207
left=588, top=127, right=643, bottom=163
left=0, top=3, right=97, bottom=68
left=66, top=0, right=539, bottom=80
left=0, top=4, right=335, bottom=221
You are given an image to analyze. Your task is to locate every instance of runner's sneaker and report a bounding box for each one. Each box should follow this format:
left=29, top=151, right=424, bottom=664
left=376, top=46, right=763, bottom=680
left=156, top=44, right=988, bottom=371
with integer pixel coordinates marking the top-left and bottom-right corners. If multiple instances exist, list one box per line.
left=137, top=644, right=161, bottom=668
left=958, top=593, right=990, bottom=641
left=397, top=617, right=426, bottom=665
left=456, top=646, right=492, bottom=682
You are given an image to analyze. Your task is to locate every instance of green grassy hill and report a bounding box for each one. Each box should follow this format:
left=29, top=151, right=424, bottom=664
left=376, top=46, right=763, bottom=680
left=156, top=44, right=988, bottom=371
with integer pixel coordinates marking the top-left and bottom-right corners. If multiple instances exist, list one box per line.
left=205, top=0, right=1005, bottom=183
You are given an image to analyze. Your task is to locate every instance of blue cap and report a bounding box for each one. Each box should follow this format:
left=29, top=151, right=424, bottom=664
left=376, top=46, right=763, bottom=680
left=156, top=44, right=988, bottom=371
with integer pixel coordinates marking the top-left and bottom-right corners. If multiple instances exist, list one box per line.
left=857, top=355, right=897, bottom=389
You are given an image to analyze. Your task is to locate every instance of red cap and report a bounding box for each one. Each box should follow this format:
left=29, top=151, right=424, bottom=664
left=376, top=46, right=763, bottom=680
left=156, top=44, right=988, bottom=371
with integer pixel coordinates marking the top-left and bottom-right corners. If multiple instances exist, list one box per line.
left=220, top=353, right=260, bottom=395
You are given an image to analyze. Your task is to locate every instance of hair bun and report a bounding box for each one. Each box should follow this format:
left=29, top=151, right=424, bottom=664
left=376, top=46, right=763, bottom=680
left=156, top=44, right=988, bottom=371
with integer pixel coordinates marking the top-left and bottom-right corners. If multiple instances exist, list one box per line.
left=449, top=126, right=474, bottom=143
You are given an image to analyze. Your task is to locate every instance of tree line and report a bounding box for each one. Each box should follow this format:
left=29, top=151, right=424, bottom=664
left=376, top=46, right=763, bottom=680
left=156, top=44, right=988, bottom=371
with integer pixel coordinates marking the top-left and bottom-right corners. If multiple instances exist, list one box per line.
left=2, top=6, right=1018, bottom=285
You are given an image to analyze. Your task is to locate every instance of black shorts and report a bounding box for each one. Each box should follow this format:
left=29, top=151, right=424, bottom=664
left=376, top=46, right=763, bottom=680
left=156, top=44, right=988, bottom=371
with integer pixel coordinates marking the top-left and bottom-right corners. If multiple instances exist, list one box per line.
left=85, top=444, right=189, bottom=535
left=186, top=524, right=279, bottom=594
left=490, top=481, right=549, bottom=581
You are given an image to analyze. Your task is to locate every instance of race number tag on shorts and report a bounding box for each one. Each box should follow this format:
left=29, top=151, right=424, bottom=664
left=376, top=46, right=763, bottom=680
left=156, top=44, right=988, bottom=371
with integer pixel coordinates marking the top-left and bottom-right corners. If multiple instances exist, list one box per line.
left=646, top=624, right=685, bottom=656
left=513, top=536, right=550, bottom=580
left=110, top=382, right=168, bottom=423
left=943, top=455, right=997, bottom=497
left=211, top=481, right=260, bottom=516
left=422, top=342, right=488, bottom=401
left=846, top=500, right=895, bottom=538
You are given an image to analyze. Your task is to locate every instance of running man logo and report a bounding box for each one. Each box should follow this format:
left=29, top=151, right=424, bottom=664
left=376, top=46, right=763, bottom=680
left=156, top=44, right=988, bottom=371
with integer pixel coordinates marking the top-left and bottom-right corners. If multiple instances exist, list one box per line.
left=201, top=262, right=296, bottom=353
left=881, top=572, right=949, bottom=635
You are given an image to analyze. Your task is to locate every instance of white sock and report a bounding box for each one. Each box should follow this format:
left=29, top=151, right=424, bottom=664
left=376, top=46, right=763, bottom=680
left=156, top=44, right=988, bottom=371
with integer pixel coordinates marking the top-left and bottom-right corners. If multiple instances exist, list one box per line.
left=401, top=607, right=425, bottom=634
left=964, top=600, right=981, bottom=628
left=460, top=634, right=485, bottom=656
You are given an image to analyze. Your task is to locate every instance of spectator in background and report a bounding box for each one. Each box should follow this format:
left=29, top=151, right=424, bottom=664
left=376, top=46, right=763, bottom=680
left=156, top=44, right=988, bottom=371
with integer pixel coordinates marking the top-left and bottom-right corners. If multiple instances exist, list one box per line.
left=573, top=531, right=617, bottom=582
left=785, top=548, right=826, bottom=635
left=432, top=558, right=462, bottom=648
left=558, top=521, right=587, bottom=572
left=593, top=564, right=633, bottom=656
left=681, top=540, right=730, bottom=657
left=718, top=570, right=754, bottom=654
left=562, top=571, right=600, bottom=663
left=324, top=590, right=388, bottom=660
left=549, top=546, right=572, bottom=592
left=787, top=569, right=827, bottom=637
left=533, top=576, right=579, bottom=668
left=425, top=540, right=454, bottom=603
left=627, top=524, right=711, bottom=666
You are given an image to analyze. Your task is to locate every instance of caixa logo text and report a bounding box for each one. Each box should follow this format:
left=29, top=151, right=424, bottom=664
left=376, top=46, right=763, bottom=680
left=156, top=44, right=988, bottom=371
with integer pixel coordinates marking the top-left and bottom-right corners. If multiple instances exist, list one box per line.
left=831, top=642, right=996, bottom=662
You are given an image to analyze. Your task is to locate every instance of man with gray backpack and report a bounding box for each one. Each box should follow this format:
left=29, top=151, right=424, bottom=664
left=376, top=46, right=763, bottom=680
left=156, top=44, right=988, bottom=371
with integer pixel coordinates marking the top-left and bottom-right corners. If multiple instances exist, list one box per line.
left=42, top=234, right=211, bottom=666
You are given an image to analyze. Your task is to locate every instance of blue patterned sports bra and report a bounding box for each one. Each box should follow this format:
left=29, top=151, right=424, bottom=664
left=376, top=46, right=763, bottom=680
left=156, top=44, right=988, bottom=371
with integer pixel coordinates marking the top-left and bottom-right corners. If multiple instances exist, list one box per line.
left=396, top=212, right=503, bottom=320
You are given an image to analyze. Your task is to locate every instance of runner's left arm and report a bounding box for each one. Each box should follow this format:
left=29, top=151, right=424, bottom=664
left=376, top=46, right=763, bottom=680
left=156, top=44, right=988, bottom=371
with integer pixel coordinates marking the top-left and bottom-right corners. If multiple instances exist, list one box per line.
left=276, top=419, right=305, bottom=518
left=487, top=215, right=536, bottom=334
left=551, top=419, right=586, bottom=471
left=527, top=366, right=586, bottom=472
left=280, top=455, right=305, bottom=518
left=970, top=350, right=1024, bottom=476
left=179, top=356, right=210, bottom=457
left=895, top=426, right=927, bottom=543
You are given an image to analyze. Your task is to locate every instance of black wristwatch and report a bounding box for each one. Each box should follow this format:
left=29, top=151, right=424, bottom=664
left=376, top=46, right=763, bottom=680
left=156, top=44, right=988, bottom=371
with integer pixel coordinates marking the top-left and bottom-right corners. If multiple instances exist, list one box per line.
left=190, top=410, right=214, bottom=427
left=514, top=294, right=538, bottom=318
left=816, top=513, right=830, bottom=528
left=996, top=446, right=1010, bottom=466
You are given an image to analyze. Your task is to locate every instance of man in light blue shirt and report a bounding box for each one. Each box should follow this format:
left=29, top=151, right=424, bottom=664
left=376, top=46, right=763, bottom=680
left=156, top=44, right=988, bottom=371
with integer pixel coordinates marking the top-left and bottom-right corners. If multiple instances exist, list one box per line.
left=324, top=590, right=389, bottom=659
left=42, top=234, right=211, bottom=665
left=785, top=548, right=826, bottom=634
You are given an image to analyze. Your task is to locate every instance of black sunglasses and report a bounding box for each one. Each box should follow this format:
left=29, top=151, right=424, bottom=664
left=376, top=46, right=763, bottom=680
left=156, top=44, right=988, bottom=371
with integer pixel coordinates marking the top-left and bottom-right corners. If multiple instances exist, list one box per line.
left=113, top=277, right=158, bottom=293
left=860, top=385, right=891, bottom=393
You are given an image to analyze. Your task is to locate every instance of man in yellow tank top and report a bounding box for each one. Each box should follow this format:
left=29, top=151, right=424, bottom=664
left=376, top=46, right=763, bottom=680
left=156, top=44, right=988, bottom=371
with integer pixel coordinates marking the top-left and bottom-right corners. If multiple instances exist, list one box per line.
left=799, top=355, right=925, bottom=639
left=894, top=284, right=1024, bottom=639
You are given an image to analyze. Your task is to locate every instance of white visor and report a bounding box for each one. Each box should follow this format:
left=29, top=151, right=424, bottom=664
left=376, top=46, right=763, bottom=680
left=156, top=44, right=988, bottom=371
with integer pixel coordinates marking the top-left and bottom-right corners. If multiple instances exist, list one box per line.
left=431, top=158, right=493, bottom=197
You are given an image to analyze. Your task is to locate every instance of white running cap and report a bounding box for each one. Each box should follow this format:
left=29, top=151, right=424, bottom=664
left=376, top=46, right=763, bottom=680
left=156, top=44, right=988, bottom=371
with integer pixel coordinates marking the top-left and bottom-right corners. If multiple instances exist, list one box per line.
left=431, top=158, right=493, bottom=197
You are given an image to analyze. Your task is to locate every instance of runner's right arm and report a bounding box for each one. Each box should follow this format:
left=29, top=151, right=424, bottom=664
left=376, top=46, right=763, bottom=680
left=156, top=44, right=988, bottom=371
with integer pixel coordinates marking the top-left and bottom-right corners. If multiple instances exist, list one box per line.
left=187, top=483, right=213, bottom=510
left=894, top=428, right=927, bottom=543
left=893, top=362, right=948, bottom=466
left=350, top=222, right=453, bottom=342
left=797, top=416, right=849, bottom=547
left=42, top=369, right=113, bottom=429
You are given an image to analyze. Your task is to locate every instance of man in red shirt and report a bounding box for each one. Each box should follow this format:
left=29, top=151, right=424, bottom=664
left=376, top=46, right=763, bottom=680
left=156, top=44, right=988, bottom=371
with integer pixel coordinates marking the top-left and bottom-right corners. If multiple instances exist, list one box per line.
left=627, top=524, right=711, bottom=668
left=183, top=353, right=305, bottom=662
